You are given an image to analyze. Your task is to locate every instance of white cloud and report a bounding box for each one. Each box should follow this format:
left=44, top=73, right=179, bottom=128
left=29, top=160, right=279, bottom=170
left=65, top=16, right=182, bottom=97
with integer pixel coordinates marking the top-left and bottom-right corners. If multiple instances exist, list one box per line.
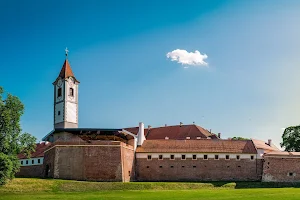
left=166, top=49, right=208, bottom=67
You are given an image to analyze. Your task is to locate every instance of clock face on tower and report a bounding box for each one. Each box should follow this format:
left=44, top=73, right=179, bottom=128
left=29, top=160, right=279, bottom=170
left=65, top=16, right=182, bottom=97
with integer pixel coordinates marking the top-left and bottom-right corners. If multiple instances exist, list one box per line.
left=57, top=79, right=62, bottom=87
left=68, top=77, right=74, bottom=86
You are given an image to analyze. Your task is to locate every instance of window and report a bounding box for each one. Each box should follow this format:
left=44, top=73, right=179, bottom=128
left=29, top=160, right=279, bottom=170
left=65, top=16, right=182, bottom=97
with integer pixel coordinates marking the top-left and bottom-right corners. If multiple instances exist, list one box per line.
left=147, top=155, right=152, bottom=160
left=192, top=155, right=197, bottom=160
left=21, top=161, right=23, bottom=165
left=182, top=166, right=185, bottom=168
left=170, top=155, right=175, bottom=160
left=204, top=155, right=208, bottom=160
left=214, top=155, right=219, bottom=160
left=159, top=166, right=163, bottom=168
left=146, top=166, right=149, bottom=168
left=58, top=111, right=61, bottom=116
left=32, top=160, right=34, bottom=164
left=58, top=88, right=62, bottom=97
left=170, top=166, right=174, bottom=168
left=193, top=166, right=196, bottom=168
left=69, top=88, right=74, bottom=97
left=236, top=155, right=240, bottom=160
left=251, top=155, right=254, bottom=160
left=128, top=171, right=131, bottom=176
left=225, top=155, right=230, bottom=160
left=181, top=155, right=186, bottom=160
left=26, top=160, right=28, bottom=165
left=158, top=155, right=163, bottom=160
left=38, top=159, right=41, bottom=164
left=288, top=172, right=295, bottom=177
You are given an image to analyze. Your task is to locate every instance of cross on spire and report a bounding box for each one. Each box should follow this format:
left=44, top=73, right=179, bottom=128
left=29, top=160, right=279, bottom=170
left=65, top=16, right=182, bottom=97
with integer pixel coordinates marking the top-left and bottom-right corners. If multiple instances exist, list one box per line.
left=65, top=47, right=69, bottom=58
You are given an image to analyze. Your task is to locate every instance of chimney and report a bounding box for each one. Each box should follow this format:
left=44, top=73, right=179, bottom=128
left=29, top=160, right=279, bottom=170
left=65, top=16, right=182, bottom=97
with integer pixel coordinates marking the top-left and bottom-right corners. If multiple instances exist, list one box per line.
left=217, top=133, right=221, bottom=139
left=267, top=139, right=272, bottom=146
left=180, top=122, right=183, bottom=127
left=193, top=121, right=195, bottom=125
left=137, top=122, right=145, bottom=146
left=165, top=124, right=167, bottom=127
left=148, top=125, right=152, bottom=130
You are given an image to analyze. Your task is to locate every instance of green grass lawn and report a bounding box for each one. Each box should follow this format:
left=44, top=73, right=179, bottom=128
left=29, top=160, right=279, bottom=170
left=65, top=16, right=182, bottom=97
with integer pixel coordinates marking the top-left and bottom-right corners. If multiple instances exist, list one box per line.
left=1, top=178, right=300, bottom=200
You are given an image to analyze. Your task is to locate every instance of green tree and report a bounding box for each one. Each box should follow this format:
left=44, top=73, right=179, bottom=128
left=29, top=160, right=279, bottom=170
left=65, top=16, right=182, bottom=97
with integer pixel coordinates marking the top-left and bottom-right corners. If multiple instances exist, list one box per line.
left=231, top=137, right=249, bottom=140
left=0, top=86, right=36, bottom=185
left=281, top=126, right=300, bottom=152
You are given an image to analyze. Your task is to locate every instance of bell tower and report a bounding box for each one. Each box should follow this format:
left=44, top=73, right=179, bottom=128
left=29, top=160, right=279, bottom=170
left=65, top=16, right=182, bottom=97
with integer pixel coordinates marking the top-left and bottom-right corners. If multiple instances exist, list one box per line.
left=53, top=48, right=80, bottom=129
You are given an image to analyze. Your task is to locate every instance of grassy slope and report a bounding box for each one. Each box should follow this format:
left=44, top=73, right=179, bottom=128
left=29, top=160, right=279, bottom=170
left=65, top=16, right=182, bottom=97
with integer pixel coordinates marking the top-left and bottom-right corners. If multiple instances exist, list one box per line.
left=1, top=178, right=300, bottom=200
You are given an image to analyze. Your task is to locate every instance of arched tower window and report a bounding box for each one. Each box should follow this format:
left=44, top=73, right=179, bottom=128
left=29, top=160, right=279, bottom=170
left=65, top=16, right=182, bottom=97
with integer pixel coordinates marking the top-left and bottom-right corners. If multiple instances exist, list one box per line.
left=69, top=88, right=74, bottom=97
left=58, top=88, right=62, bottom=97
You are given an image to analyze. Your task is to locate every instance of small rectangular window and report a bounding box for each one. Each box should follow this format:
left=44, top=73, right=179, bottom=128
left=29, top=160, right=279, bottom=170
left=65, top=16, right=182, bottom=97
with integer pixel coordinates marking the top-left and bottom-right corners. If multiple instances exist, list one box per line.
left=288, top=172, right=295, bottom=176
left=170, top=155, right=175, bottom=160
left=69, top=88, right=74, bottom=97
left=204, top=155, right=208, bottom=160
left=58, top=88, right=62, bottom=97
left=38, top=159, right=41, bottom=164
left=193, top=166, right=196, bottom=168
left=250, top=155, right=254, bottom=160
left=181, top=155, right=186, bottom=160
left=159, top=166, right=163, bottom=168
left=236, top=155, right=240, bottom=160
left=147, top=155, right=152, bottom=160
left=32, top=160, right=34, bottom=164
left=192, top=155, right=197, bottom=160
left=26, top=160, right=28, bottom=165
left=21, top=161, right=23, bottom=165
left=226, top=155, right=230, bottom=160
left=158, top=155, right=163, bottom=160
left=170, top=165, right=174, bottom=168
left=215, top=155, right=219, bottom=160
left=58, top=111, right=61, bottom=115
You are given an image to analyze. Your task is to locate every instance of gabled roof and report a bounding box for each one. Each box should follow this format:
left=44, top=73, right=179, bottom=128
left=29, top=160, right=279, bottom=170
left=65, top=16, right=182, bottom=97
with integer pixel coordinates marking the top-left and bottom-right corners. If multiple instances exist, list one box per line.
left=53, top=59, right=79, bottom=84
left=18, top=142, right=52, bottom=159
left=136, top=139, right=257, bottom=154
left=124, top=124, right=215, bottom=140
left=252, top=139, right=280, bottom=152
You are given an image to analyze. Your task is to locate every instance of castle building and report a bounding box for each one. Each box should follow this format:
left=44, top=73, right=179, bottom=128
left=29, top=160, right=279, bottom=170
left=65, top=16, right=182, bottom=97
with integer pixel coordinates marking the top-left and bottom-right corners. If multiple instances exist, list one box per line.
left=17, top=54, right=300, bottom=182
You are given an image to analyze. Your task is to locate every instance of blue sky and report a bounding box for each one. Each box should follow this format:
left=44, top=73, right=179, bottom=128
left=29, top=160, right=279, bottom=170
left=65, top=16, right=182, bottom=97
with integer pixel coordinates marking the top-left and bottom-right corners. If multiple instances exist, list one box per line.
left=1, top=0, right=300, bottom=147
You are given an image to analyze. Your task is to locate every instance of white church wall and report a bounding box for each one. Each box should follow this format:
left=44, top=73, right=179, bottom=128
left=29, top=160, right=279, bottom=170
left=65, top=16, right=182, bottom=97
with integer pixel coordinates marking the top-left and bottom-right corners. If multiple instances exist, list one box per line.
left=19, top=157, right=44, bottom=166
left=136, top=153, right=256, bottom=160
left=55, top=102, right=64, bottom=124
left=66, top=102, right=77, bottom=123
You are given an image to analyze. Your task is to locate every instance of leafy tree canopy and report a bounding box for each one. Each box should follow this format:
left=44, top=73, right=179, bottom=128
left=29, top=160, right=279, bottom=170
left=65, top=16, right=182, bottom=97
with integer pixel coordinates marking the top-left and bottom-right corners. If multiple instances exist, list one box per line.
left=0, top=86, right=36, bottom=185
left=281, top=126, right=300, bottom=152
left=231, top=137, right=249, bottom=140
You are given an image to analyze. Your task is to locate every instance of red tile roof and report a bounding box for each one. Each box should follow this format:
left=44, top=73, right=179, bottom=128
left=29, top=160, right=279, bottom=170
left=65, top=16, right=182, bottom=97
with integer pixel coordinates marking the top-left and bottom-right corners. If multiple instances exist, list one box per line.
left=136, top=139, right=257, bottom=154
left=124, top=124, right=215, bottom=140
left=59, top=59, right=74, bottom=78
left=53, top=59, right=79, bottom=83
left=252, top=139, right=280, bottom=152
left=18, top=142, right=52, bottom=159
left=264, top=151, right=300, bottom=157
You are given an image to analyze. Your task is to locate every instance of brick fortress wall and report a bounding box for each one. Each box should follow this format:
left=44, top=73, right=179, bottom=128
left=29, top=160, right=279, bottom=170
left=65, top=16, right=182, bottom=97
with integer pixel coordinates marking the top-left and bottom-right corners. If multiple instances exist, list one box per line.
left=136, top=155, right=262, bottom=181
left=262, top=156, right=300, bottom=182
left=16, top=165, right=44, bottom=178
left=43, top=141, right=134, bottom=182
